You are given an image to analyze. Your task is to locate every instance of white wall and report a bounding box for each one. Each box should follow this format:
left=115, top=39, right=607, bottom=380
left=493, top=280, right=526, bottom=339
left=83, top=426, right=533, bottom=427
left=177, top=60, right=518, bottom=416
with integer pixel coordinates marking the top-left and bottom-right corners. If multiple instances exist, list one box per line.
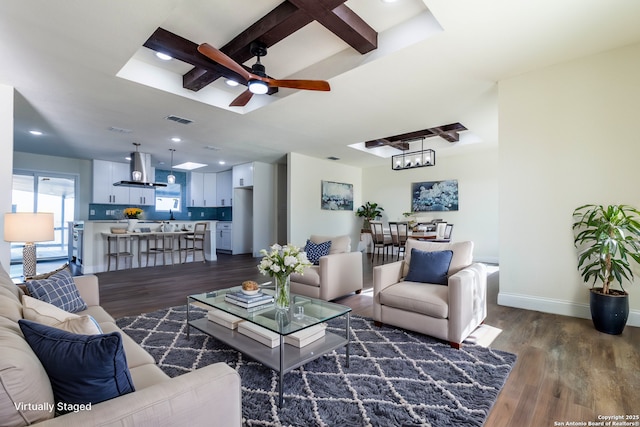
left=13, top=151, right=92, bottom=220
left=499, top=42, right=640, bottom=326
left=252, top=162, right=276, bottom=257
left=362, top=148, right=499, bottom=263
left=0, top=85, right=14, bottom=269
left=288, top=152, right=362, bottom=249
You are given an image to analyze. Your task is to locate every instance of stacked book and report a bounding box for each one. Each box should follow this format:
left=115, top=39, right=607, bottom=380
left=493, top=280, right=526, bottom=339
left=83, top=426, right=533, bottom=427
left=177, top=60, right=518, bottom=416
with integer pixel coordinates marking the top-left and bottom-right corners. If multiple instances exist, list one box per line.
left=224, top=290, right=274, bottom=310
left=207, top=308, right=244, bottom=330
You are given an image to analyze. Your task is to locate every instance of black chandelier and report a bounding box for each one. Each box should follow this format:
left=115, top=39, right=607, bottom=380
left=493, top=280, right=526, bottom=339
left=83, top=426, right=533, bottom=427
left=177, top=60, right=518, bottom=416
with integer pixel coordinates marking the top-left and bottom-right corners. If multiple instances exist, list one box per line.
left=391, top=138, right=435, bottom=171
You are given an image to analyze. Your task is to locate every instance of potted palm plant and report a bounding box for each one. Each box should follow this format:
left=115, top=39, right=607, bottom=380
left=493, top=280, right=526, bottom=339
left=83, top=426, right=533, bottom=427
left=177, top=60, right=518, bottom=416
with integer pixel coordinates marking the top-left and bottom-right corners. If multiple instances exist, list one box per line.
left=572, top=204, right=640, bottom=334
left=356, top=202, right=384, bottom=231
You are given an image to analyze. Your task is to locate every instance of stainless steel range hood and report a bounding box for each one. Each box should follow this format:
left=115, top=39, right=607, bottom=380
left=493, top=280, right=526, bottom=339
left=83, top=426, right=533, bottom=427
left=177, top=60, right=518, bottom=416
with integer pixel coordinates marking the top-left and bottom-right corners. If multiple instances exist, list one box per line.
left=113, top=151, right=167, bottom=188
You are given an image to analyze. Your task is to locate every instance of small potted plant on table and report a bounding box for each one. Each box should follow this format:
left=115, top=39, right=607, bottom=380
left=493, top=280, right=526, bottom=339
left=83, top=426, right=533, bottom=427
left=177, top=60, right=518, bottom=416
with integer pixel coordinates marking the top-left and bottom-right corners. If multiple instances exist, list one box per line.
left=572, top=204, right=640, bottom=334
left=356, top=202, right=384, bottom=231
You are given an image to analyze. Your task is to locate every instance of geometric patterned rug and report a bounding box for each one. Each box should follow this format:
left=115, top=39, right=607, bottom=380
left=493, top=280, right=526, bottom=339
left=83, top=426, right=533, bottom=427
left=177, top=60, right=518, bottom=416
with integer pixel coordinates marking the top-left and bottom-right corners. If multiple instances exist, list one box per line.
left=117, top=306, right=516, bottom=427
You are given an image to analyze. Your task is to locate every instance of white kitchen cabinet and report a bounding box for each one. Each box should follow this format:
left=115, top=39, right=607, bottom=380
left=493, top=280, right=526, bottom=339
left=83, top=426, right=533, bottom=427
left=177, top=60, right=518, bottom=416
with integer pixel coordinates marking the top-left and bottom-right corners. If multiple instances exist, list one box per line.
left=128, top=167, right=155, bottom=206
left=202, top=173, right=217, bottom=207
left=232, top=162, right=253, bottom=188
left=216, top=222, right=232, bottom=252
left=216, top=170, right=232, bottom=206
left=188, top=172, right=217, bottom=207
left=92, top=160, right=130, bottom=204
left=128, top=186, right=155, bottom=206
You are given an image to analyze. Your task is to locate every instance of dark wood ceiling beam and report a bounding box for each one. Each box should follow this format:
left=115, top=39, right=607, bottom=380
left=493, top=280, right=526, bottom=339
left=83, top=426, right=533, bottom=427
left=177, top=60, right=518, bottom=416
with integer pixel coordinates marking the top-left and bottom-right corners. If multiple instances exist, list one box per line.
left=183, top=67, right=218, bottom=91
left=144, top=0, right=376, bottom=92
left=365, top=123, right=468, bottom=150
left=143, top=28, right=237, bottom=79
left=365, top=139, right=410, bottom=151
left=438, top=131, right=460, bottom=143
left=388, top=128, right=437, bottom=142
left=143, top=28, right=249, bottom=90
left=179, top=0, right=347, bottom=90
left=288, top=0, right=377, bottom=54
left=365, top=139, right=389, bottom=148
left=389, top=141, right=410, bottom=151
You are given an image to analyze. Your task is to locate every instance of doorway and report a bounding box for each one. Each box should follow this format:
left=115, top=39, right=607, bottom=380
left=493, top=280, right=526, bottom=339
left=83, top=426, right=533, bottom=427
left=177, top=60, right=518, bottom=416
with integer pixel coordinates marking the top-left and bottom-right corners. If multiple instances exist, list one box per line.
left=11, top=172, right=77, bottom=264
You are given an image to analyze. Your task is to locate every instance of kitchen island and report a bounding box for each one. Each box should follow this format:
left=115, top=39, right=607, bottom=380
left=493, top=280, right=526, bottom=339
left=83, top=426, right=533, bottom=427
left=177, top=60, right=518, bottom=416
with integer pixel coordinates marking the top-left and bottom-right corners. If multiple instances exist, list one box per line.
left=78, top=220, right=217, bottom=273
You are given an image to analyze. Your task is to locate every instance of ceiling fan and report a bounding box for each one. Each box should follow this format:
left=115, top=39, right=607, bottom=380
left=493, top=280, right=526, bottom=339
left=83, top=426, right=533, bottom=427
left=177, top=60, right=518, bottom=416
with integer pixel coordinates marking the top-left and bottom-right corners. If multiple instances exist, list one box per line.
left=197, top=41, right=330, bottom=107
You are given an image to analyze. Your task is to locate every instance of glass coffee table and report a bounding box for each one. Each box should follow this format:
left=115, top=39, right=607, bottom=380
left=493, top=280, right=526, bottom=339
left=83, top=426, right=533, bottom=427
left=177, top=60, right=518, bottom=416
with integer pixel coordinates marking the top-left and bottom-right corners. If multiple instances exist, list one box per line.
left=186, top=287, right=351, bottom=407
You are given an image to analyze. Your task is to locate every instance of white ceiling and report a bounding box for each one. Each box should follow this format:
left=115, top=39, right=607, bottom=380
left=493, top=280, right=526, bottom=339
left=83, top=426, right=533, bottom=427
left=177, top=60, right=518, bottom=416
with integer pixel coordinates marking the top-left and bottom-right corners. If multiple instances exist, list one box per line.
left=2, top=0, right=640, bottom=173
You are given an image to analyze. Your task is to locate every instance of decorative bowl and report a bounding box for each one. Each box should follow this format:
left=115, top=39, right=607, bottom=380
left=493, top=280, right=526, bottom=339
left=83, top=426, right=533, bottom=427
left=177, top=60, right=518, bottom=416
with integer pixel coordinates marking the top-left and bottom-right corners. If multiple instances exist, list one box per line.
left=241, top=289, right=260, bottom=296
left=111, top=228, right=127, bottom=234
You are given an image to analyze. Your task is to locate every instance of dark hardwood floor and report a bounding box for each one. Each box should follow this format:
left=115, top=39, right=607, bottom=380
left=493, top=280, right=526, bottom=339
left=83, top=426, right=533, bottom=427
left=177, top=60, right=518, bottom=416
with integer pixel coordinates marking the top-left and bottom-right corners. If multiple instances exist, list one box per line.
left=95, top=253, right=640, bottom=426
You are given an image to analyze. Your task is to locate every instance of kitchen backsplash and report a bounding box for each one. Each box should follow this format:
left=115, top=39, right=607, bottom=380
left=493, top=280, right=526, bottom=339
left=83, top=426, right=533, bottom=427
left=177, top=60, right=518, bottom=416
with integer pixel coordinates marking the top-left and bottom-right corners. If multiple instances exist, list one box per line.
left=88, top=204, right=231, bottom=221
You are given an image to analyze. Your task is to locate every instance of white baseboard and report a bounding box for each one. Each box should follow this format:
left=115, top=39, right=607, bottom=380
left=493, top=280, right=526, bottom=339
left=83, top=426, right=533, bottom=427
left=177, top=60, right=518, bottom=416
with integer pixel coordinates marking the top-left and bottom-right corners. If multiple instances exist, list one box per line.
left=497, top=292, right=640, bottom=327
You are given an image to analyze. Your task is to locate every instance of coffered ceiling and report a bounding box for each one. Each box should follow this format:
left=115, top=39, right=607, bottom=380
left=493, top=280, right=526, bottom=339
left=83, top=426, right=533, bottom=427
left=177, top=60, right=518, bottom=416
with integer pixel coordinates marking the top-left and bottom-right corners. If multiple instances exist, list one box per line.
left=2, top=0, right=640, bottom=173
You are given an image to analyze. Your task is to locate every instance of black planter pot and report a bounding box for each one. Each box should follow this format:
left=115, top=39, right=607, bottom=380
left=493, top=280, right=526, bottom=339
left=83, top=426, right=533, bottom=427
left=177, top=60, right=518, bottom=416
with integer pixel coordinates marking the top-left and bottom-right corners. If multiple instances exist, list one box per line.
left=589, top=288, right=629, bottom=335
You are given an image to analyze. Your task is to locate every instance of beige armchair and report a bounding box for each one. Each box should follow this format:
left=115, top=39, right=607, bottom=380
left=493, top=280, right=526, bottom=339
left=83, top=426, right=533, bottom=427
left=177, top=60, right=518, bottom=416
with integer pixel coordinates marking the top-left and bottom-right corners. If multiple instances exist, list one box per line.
left=291, top=235, right=363, bottom=301
left=373, top=240, right=487, bottom=348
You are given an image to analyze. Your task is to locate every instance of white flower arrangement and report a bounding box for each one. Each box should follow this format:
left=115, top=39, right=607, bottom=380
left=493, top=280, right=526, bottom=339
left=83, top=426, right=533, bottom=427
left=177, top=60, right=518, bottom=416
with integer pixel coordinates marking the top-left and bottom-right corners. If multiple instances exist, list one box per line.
left=258, top=243, right=311, bottom=277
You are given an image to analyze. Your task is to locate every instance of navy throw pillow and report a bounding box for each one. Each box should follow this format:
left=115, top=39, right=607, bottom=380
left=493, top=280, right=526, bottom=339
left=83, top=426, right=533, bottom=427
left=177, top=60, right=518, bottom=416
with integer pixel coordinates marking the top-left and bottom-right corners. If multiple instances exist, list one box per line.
left=26, top=269, right=87, bottom=313
left=18, top=319, right=135, bottom=411
left=304, top=239, right=332, bottom=265
left=404, top=249, right=454, bottom=285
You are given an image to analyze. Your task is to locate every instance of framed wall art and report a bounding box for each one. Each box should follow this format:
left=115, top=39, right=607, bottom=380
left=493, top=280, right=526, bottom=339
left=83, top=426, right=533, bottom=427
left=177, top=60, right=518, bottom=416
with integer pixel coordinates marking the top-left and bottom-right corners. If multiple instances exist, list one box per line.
left=321, top=180, right=353, bottom=211
left=411, top=179, right=459, bottom=212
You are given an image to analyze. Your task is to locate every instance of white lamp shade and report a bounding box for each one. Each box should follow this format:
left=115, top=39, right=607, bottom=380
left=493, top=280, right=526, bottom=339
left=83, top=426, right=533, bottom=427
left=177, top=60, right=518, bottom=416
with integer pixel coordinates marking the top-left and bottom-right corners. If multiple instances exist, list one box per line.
left=4, top=213, right=55, bottom=243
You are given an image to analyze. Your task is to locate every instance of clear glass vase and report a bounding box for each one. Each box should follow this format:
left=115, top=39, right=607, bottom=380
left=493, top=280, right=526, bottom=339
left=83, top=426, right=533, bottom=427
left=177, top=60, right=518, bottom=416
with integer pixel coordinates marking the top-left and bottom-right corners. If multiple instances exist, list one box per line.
left=274, top=274, right=290, bottom=310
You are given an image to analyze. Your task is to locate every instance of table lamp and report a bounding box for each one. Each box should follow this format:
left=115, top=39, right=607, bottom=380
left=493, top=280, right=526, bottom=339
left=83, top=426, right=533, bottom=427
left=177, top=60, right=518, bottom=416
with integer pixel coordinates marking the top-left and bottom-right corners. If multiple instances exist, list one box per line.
left=4, top=212, right=54, bottom=278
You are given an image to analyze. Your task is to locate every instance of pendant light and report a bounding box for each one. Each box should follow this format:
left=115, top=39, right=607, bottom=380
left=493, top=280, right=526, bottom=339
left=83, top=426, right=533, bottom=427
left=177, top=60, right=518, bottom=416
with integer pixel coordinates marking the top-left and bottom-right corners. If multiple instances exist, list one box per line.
left=391, top=137, right=435, bottom=171
left=131, top=142, right=143, bottom=181
left=167, top=148, right=176, bottom=184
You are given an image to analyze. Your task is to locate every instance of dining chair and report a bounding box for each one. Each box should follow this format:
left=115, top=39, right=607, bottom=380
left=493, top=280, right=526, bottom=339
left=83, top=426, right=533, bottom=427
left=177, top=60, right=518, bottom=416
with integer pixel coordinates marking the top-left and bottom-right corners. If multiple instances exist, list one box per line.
left=370, top=220, right=392, bottom=262
left=433, top=224, right=454, bottom=242
left=388, top=221, right=409, bottom=260
left=182, top=222, right=207, bottom=263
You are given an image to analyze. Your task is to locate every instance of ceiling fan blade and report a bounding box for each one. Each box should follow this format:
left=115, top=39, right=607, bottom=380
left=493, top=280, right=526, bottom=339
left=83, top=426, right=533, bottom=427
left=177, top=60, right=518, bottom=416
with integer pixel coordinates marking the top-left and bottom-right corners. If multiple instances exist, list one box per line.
left=197, top=43, right=251, bottom=81
left=229, top=89, right=254, bottom=107
left=266, top=78, right=330, bottom=91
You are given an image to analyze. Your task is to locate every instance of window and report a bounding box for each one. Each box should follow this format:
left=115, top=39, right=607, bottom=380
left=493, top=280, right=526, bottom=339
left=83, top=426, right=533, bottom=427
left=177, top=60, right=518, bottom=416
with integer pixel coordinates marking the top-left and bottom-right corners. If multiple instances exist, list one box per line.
left=155, top=183, right=181, bottom=212
left=11, top=171, right=77, bottom=262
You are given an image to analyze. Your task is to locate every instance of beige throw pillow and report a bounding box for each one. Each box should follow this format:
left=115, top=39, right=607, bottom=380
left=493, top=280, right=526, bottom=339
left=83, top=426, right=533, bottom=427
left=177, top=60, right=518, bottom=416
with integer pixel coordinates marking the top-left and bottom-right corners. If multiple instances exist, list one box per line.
left=310, top=235, right=351, bottom=254
left=22, top=295, right=101, bottom=335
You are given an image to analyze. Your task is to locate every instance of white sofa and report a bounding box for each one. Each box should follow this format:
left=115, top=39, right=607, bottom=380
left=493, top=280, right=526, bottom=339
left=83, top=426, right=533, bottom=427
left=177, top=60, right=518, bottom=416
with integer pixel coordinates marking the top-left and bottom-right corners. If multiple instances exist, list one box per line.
left=0, top=262, right=241, bottom=427
left=290, top=235, right=363, bottom=301
left=373, top=240, right=487, bottom=348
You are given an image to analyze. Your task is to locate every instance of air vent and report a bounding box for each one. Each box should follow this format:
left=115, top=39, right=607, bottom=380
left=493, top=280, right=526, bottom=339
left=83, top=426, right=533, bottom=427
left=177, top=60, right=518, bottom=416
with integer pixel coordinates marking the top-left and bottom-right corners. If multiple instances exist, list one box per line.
left=108, top=126, right=133, bottom=134
left=327, top=156, right=340, bottom=161
left=204, top=145, right=220, bottom=151
left=165, top=115, right=193, bottom=125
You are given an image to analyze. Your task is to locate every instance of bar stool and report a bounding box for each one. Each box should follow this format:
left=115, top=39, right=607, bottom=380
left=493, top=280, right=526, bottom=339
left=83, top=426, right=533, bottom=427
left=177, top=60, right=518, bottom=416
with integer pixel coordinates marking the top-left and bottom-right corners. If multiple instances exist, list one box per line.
left=106, top=234, right=133, bottom=271
left=137, top=233, right=157, bottom=268
left=153, top=233, right=179, bottom=265
left=182, top=223, right=207, bottom=263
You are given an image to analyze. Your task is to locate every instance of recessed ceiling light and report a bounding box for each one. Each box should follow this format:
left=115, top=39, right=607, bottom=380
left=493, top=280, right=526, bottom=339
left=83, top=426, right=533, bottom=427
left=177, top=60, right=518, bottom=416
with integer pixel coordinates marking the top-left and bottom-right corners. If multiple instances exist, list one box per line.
left=29, top=130, right=43, bottom=136
left=225, top=80, right=239, bottom=87
left=155, top=52, right=172, bottom=61
left=381, top=0, right=399, bottom=3
left=125, top=156, right=131, bottom=161
left=173, top=161, right=208, bottom=171
left=171, top=137, right=181, bottom=142
left=219, top=161, right=226, bottom=165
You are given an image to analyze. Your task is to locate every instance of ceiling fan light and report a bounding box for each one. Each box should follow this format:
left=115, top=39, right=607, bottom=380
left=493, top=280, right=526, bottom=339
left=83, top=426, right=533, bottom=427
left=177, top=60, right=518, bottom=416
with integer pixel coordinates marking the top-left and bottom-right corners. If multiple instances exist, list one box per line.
left=167, top=174, right=176, bottom=184
left=248, top=80, right=268, bottom=95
